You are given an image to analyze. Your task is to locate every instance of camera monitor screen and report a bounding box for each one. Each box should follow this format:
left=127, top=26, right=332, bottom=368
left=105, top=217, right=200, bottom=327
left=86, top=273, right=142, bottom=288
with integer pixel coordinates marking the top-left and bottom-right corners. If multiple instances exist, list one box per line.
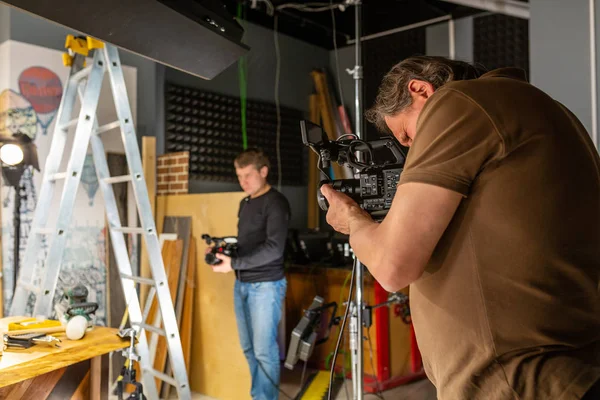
left=300, top=120, right=329, bottom=147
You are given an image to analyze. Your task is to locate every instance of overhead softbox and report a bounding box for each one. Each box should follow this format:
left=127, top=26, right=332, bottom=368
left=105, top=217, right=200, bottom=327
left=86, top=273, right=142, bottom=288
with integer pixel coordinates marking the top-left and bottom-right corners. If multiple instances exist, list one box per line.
left=1, top=0, right=249, bottom=80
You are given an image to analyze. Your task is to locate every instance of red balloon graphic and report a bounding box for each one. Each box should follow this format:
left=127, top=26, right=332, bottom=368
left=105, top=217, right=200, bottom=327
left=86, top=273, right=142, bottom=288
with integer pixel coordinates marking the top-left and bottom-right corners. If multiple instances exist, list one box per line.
left=18, top=67, right=62, bottom=115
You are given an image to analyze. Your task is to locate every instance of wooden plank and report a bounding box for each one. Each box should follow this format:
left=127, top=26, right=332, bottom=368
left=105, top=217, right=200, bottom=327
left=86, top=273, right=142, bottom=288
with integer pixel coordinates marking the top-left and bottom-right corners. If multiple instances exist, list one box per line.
left=70, top=371, right=89, bottom=400
left=0, top=326, right=127, bottom=387
left=311, top=70, right=347, bottom=180
left=140, top=137, right=156, bottom=309
left=159, top=217, right=192, bottom=399
left=105, top=153, right=129, bottom=384
left=47, top=359, right=90, bottom=399
left=157, top=193, right=250, bottom=400
left=0, top=367, right=65, bottom=399
left=161, top=217, right=192, bottom=322
left=180, top=238, right=196, bottom=372
left=90, top=357, right=101, bottom=400
left=308, top=94, right=321, bottom=230
left=144, top=239, right=183, bottom=392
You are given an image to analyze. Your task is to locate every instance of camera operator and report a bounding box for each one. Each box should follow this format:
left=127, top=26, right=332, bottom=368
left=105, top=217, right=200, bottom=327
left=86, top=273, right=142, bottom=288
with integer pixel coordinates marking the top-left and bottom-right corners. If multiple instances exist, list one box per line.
left=321, top=56, right=600, bottom=399
left=208, top=148, right=290, bottom=400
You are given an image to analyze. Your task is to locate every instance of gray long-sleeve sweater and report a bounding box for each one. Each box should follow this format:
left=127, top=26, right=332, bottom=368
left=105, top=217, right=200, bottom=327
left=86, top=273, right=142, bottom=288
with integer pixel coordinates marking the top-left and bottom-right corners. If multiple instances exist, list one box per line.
left=232, top=188, right=290, bottom=282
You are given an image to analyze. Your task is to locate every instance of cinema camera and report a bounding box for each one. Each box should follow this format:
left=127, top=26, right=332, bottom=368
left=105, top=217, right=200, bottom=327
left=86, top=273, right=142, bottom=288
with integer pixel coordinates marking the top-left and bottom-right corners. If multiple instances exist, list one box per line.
left=300, top=120, right=407, bottom=220
left=201, top=234, right=238, bottom=265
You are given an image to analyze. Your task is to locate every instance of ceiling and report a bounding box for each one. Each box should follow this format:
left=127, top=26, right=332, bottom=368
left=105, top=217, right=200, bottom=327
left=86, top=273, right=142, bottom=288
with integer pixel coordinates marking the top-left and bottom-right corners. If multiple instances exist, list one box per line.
left=221, top=0, right=486, bottom=49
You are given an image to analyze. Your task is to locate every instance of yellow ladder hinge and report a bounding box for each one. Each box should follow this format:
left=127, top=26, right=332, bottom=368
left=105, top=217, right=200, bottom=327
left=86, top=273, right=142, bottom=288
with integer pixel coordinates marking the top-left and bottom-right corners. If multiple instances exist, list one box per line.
left=62, top=35, right=105, bottom=67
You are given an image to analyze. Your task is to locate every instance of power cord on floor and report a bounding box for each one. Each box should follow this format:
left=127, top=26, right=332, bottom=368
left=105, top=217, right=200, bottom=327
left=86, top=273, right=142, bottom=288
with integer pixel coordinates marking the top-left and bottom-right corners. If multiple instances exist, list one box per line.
left=328, top=257, right=357, bottom=400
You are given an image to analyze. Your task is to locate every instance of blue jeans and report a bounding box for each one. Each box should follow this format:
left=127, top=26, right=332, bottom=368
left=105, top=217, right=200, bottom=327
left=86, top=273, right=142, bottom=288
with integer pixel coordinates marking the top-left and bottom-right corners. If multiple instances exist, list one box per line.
left=234, top=278, right=287, bottom=400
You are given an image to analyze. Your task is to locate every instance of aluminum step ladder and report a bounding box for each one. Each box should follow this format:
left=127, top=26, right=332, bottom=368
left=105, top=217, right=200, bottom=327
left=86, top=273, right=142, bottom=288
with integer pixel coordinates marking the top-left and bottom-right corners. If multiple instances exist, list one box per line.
left=9, top=36, right=191, bottom=400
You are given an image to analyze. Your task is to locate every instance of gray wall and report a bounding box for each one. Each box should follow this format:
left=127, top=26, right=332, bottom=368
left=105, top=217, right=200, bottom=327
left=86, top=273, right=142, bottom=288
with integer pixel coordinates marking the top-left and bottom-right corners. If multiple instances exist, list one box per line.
left=5, top=4, right=162, bottom=147
left=530, top=0, right=596, bottom=140
left=455, top=17, right=474, bottom=62
left=426, top=17, right=474, bottom=61
left=166, top=20, right=330, bottom=113
left=0, top=4, right=9, bottom=44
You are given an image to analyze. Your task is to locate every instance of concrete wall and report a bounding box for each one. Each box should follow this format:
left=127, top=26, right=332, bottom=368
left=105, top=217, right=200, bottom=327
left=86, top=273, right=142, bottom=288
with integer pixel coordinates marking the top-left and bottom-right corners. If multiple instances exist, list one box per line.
left=425, top=17, right=474, bottom=61
left=0, top=4, right=9, bottom=44
left=530, top=0, right=598, bottom=146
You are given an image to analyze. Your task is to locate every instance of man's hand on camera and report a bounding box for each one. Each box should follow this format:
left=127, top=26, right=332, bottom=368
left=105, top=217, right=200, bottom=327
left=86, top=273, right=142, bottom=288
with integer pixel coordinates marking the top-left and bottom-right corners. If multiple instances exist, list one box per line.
left=212, top=253, right=233, bottom=273
left=321, top=184, right=371, bottom=235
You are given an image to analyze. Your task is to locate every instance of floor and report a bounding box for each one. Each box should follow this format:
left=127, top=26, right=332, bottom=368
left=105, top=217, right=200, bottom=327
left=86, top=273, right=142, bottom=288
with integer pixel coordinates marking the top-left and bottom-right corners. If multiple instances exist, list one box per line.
left=185, top=364, right=437, bottom=400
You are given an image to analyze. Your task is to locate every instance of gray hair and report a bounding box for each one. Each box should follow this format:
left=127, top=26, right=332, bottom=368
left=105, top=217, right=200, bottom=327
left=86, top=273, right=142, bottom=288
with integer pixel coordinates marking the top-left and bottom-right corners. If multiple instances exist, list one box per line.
left=365, top=56, right=487, bottom=133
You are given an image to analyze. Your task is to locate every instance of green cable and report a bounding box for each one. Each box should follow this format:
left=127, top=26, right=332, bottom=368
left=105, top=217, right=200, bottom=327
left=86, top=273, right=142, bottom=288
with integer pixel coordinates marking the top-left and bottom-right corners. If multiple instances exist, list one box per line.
left=237, top=2, right=248, bottom=150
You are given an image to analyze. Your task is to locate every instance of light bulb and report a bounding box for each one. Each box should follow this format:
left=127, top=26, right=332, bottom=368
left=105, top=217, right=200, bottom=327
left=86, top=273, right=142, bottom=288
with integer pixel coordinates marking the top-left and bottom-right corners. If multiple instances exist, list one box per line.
left=0, top=144, right=24, bottom=166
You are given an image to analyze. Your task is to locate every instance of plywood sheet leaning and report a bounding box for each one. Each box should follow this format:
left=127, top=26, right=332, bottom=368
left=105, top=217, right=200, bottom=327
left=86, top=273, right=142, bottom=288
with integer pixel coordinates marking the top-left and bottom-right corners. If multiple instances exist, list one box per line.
left=105, top=153, right=129, bottom=384
left=144, top=239, right=183, bottom=392
left=157, top=192, right=250, bottom=400
left=160, top=216, right=192, bottom=398
left=307, top=94, right=321, bottom=230
left=180, top=238, right=196, bottom=372
left=140, top=137, right=157, bottom=309
left=311, top=70, right=351, bottom=180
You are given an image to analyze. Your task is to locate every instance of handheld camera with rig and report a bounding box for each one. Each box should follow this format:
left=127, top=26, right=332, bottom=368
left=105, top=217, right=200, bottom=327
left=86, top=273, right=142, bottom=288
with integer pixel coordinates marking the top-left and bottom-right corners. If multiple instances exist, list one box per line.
left=202, top=234, right=238, bottom=265
left=300, top=120, right=407, bottom=220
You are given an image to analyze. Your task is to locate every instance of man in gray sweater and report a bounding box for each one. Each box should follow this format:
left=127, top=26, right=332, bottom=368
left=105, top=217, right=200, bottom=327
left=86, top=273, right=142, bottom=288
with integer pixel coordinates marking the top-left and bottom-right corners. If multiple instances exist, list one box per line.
left=209, top=148, right=290, bottom=400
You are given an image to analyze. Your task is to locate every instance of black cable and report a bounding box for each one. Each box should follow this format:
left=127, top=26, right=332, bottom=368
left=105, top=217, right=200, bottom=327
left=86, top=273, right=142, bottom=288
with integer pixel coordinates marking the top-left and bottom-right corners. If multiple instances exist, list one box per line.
left=328, top=258, right=357, bottom=400
left=239, top=286, right=295, bottom=400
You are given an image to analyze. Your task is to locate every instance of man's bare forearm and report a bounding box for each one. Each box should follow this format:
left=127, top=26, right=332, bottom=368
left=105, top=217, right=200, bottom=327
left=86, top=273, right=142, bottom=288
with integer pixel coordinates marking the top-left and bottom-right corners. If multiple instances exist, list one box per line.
left=348, top=209, right=416, bottom=292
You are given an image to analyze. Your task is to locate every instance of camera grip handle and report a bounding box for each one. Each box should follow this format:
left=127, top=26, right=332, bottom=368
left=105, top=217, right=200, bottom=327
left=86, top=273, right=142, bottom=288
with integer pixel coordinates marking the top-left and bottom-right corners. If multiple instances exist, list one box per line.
left=317, top=181, right=330, bottom=211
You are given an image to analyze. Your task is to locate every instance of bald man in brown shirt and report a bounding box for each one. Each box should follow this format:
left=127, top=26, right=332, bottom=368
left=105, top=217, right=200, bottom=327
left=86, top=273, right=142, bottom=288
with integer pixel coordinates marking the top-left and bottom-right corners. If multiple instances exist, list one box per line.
left=321, top=56, right=600, bottom=399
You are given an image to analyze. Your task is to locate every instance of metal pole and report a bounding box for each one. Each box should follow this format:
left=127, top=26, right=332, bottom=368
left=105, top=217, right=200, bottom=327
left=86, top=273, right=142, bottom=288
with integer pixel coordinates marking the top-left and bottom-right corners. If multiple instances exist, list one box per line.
left=352, top=1, right=364, bottom=399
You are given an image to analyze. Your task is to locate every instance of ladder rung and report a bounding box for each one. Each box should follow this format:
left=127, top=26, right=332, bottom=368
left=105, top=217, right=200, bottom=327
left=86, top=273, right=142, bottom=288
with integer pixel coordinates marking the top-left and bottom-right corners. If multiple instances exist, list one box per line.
left=70, top=65, right=93, bottom=82
left=134, top=322, right=166, bottom=337
left=18, top=281, right=40, bottom=294
left=120, top=274, right=155, bottom=286
left=103, top=175, right=131, bottom=184
left=47, top=172, right=67, bottom=181
left=112, top=227, right=144, bottom=234
left=144, top=368, right=178, bottom=387
left=95, top=121, right=121, bottom=135
left=32, top=227, right=54, bottom=235
left=62, top=118, right=79, bottom=131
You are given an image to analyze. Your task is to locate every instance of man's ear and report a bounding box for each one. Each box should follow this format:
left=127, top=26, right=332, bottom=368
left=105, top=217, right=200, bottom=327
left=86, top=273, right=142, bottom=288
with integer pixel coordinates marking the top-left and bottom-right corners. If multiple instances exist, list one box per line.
left=260, top=166, right=269, bottom=178
left=407, top=79, right=435, bottom=100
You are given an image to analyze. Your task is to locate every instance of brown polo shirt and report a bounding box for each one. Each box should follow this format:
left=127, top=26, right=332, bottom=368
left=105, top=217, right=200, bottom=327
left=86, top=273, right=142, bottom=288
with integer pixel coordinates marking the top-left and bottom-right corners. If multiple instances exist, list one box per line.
left=399, top=68, right=600, bottom=399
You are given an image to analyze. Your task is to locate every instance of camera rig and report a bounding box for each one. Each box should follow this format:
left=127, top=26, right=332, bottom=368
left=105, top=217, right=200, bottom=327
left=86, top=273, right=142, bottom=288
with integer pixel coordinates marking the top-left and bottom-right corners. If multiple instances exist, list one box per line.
left=201, top=234, right=238, bottom=265
left=300, top=120, right=407, bottom=220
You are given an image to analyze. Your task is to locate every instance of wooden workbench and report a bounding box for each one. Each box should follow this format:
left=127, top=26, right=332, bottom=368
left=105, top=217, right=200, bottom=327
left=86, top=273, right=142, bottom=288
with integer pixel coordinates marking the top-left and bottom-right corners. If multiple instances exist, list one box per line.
left=0, top=319, right=129, bottom=399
